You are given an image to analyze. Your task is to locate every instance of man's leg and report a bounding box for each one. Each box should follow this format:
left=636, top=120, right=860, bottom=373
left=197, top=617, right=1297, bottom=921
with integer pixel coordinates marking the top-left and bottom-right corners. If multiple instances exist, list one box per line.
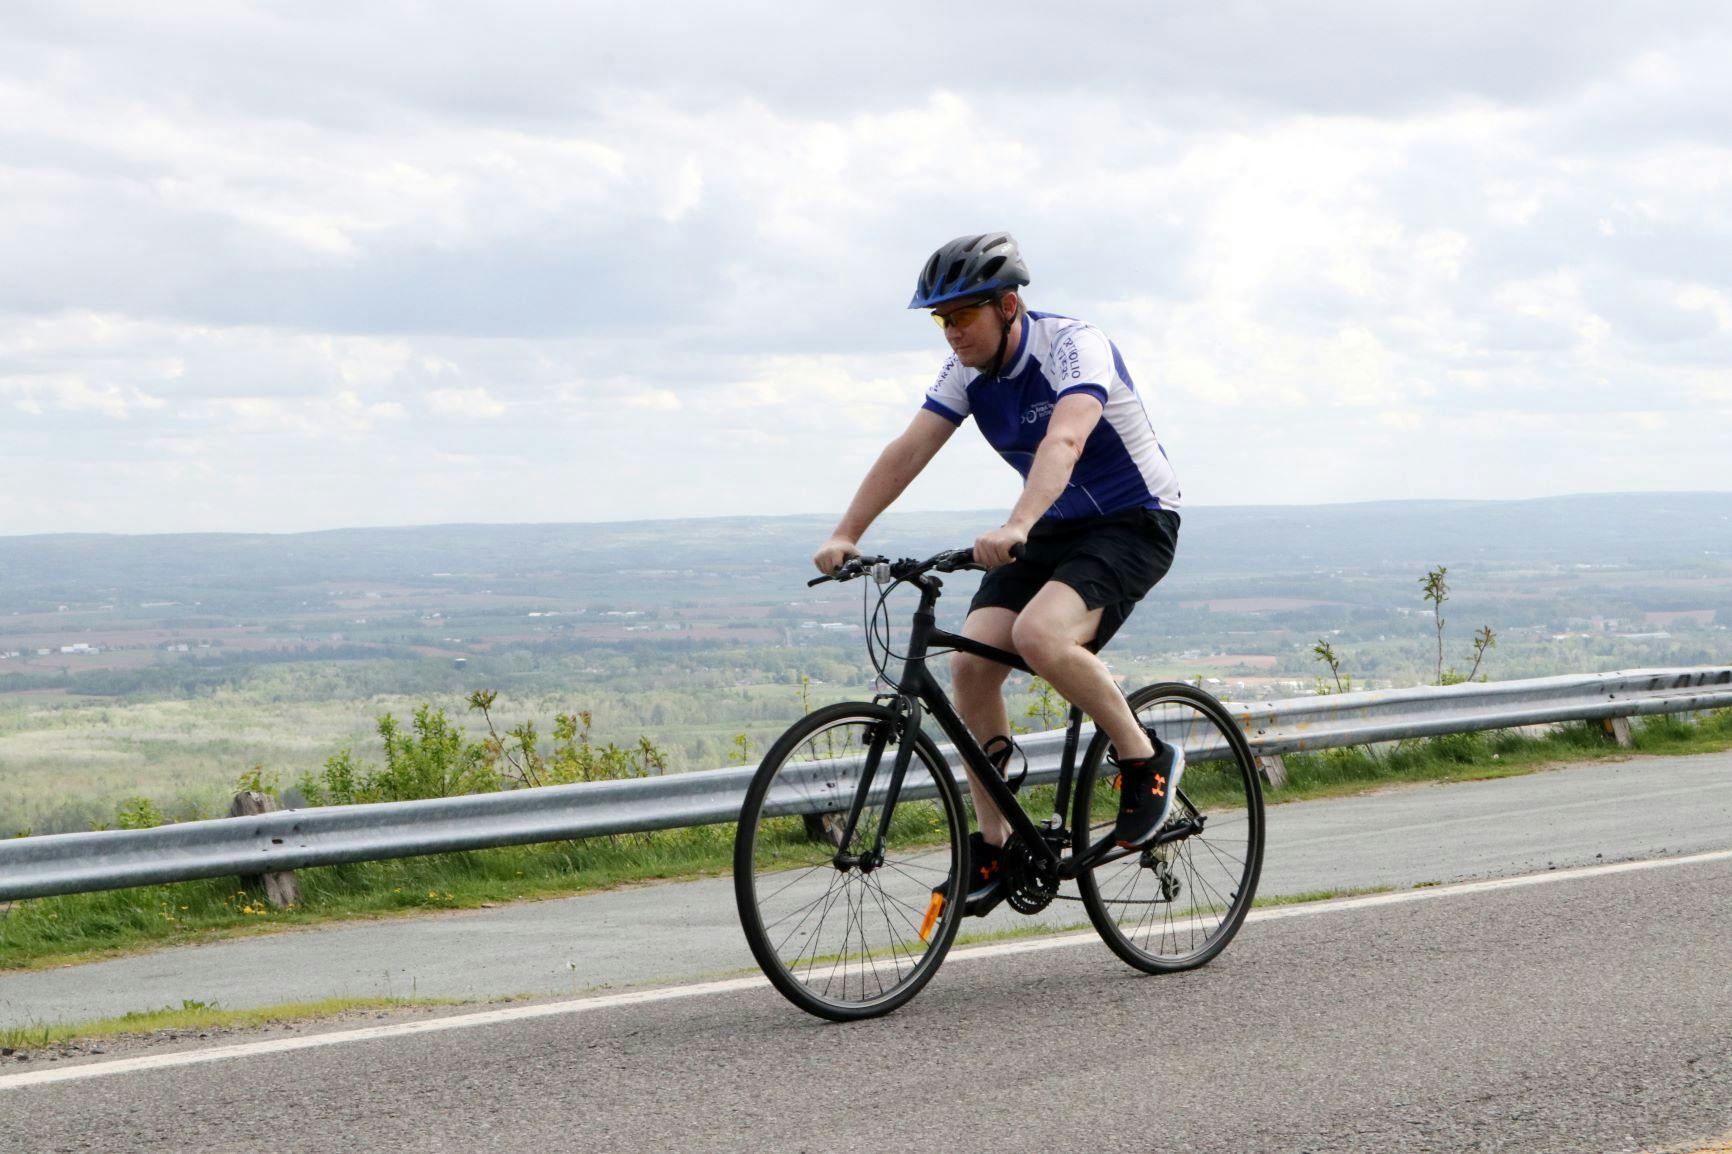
left=951, top=607, right=1018, bottom=846
left=1008, top=582, right=1154, bottom=762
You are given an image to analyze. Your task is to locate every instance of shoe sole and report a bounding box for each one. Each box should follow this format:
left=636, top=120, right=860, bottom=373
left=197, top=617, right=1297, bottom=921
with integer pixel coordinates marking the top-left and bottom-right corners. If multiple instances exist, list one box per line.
left=963, top=886, right=1006, bottom=918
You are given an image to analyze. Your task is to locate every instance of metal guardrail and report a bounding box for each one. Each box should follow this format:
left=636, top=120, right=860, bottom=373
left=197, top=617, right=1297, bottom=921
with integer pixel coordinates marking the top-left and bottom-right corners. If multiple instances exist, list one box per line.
left=2, top=666, right=1727, bottom=902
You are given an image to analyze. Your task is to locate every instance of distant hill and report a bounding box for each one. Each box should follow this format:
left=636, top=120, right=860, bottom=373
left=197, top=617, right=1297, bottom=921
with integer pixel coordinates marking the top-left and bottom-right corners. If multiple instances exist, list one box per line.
left=1, top=492, right=1728, bottom=608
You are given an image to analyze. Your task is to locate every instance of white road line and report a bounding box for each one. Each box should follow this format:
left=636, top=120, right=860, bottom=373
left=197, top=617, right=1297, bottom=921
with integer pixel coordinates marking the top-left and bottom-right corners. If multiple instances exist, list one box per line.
left=4, top=846, right=1728, bottom=1092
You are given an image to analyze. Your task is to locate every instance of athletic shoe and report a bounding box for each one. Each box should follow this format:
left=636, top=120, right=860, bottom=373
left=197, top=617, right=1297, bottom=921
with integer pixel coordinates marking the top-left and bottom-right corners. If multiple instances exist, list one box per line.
left=1110, top=739, right=1186, bottom=848
left=926, top=832, right=1006, bottom=927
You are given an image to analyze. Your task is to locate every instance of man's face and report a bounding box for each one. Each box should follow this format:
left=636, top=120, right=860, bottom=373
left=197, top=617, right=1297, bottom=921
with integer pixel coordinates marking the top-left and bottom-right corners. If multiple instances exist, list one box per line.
left=932, top=293, right=1015, bottom=369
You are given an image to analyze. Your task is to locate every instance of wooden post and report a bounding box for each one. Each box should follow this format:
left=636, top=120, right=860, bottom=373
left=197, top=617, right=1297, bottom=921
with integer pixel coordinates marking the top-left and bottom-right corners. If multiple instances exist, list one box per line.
left=1600, top=716, right=1634, bottom=748
left=229, top=791, right=301, bottom=907
left=1255, top=755, right=1288, bottom=790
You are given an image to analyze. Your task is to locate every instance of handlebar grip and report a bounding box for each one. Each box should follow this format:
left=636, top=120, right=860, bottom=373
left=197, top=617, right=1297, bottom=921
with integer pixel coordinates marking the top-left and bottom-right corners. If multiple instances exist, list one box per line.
left=949, top=542, right=1024, bottom=570
left=807, top=574, right=832, bottom=587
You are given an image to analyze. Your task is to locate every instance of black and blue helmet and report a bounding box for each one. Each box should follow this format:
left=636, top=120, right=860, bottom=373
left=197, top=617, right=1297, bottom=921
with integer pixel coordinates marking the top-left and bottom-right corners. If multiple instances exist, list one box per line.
left=907, top=232, right=1030, bottom=309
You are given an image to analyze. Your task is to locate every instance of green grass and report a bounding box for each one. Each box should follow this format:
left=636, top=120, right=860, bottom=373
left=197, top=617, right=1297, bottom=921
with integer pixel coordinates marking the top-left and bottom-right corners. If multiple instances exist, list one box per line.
left=0, top=995, right=473, bottom=1053
left=0, top=825, right=738, bottom=970
left=4, top=709, right=1729, bottom=972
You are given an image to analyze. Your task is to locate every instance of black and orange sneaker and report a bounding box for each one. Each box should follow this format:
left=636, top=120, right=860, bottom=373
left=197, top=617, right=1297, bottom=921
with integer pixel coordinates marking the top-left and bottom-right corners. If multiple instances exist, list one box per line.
left=926, top=832, right=1006, bottom=928
left=1110, top=739, right=1186, bottom=848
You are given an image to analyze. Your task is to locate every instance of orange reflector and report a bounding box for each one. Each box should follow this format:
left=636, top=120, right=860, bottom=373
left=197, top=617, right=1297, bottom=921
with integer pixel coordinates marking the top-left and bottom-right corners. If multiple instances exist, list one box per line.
left=918, top=893, right=944, bottom=942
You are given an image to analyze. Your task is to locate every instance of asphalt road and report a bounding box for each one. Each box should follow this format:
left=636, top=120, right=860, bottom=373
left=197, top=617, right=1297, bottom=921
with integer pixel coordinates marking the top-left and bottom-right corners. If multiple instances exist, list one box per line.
left=3, top=750, right=1729, bottom=1027
left=3, top=853, right=1730, bottom=1153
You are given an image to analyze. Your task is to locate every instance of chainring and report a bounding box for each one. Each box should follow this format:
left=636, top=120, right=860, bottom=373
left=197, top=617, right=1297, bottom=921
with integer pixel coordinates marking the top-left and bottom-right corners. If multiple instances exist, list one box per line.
left=1002, top=836, right=1060, bottom=915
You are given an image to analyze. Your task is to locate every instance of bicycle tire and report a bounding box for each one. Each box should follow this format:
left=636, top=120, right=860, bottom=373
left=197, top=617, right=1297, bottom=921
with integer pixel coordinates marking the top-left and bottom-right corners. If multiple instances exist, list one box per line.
left=1072, top=682, right=1265, bottom=973
left=734, top=701, right=968, bottom=1020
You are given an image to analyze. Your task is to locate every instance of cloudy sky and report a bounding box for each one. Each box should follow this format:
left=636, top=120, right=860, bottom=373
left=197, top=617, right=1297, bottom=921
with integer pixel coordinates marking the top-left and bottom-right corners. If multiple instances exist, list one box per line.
left=2, top=2, right=1728, bottom=536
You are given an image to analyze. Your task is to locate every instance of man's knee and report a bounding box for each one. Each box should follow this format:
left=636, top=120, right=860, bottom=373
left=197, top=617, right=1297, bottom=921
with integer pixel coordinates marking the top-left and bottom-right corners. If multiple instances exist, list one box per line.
left=1010, top=612, right=1090, bottom=667
left=1009, top=614, right=1056, bottom=662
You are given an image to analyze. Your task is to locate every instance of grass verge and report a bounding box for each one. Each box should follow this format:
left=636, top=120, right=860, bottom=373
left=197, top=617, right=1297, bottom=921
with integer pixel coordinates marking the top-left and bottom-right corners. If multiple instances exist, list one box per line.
left=0, top=995, right=472, bottom=1054
left=4, top=709, right=1729, bottom=971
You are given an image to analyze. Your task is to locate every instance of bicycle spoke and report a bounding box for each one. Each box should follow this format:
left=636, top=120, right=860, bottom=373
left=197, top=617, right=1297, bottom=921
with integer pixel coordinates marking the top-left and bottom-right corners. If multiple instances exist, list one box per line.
left=770, top=871, right=842, bottom=955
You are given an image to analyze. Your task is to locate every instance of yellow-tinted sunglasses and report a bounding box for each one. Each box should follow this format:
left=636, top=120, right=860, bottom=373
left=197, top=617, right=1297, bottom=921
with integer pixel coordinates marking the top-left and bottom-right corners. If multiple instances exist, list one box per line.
left=930, top=295, right=1001, bottom=330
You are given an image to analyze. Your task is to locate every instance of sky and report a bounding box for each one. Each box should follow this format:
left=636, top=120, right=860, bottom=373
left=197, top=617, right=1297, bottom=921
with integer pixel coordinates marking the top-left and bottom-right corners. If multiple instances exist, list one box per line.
left=1, top=2, right=1729, bottom=537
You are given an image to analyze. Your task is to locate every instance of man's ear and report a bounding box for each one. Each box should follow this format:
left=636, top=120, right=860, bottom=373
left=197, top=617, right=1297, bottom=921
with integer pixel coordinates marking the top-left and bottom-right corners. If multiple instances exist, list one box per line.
left=999, top=290, right=1020, bottom=320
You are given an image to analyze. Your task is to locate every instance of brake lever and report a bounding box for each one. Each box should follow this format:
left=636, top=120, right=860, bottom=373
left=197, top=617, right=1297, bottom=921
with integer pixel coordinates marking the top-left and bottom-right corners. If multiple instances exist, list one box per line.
left=808, top=555, right=885, bottom=587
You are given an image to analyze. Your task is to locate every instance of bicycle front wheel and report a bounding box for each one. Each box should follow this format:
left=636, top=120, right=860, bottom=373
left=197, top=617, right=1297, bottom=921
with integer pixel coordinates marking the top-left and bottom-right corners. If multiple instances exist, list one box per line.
left=1073, top=683, right=1265, bottom=973
left=734, top=701, right=968, bottom=1020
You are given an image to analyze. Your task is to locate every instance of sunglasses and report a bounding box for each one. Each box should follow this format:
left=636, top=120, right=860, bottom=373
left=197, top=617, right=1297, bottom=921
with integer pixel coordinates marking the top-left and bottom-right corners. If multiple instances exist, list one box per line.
left=930, top=295, right=1002, bottom=330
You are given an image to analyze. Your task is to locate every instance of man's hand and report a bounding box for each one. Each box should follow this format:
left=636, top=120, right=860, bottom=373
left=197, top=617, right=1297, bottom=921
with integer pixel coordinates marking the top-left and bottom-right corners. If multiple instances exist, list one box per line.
left=973, top=524, right=1028, bottom=569
left=813, top=536, right=861, bottom=575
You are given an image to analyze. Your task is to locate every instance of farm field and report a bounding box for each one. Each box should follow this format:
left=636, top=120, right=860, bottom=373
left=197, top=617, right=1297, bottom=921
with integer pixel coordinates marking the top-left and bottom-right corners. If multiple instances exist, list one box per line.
left=1, top=494, right=1728, bottom=835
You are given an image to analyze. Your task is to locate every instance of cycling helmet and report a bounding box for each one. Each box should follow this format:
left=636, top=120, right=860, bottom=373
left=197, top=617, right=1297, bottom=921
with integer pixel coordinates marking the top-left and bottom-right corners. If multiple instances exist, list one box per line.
left=907, top=232, right=1031, bottom=309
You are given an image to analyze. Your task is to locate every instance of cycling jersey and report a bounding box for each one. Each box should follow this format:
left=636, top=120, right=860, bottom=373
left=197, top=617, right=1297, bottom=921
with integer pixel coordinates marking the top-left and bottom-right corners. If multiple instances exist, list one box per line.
left=920, top=312, right=1181, bottom=520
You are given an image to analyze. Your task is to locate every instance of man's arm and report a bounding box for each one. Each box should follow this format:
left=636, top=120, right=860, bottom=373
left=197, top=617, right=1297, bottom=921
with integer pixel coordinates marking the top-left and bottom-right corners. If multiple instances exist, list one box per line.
left=814, top=409, right=958, bottom=573
left=972, top=393, right=1103, bottom=568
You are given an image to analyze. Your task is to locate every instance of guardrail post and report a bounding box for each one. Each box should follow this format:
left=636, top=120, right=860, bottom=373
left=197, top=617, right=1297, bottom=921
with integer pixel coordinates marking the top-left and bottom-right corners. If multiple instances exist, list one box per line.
left=802, top=813, right=845, bottom=847
left=1600, top=717, right=1634, bottom=748
left=1255, top=755, right=1288, bottom=789
left=228, top=791, right=301, bottom=907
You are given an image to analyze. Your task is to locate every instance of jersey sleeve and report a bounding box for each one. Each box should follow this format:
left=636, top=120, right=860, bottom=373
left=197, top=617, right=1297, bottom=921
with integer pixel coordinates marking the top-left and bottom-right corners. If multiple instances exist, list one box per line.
left=920, top=355, right=970, bottom=424
left=1045, top=325, right=1112, bottom=407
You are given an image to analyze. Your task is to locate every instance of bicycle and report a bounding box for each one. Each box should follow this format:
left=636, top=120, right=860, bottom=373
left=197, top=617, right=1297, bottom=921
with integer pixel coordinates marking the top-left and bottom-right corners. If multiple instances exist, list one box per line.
left=733, top=546, right=1265, bottom=1020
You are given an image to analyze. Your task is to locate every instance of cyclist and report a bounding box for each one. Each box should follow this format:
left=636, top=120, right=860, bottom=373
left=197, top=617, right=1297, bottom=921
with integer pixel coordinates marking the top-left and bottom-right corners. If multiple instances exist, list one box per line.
left=813, top=232, right=1184, bottom=915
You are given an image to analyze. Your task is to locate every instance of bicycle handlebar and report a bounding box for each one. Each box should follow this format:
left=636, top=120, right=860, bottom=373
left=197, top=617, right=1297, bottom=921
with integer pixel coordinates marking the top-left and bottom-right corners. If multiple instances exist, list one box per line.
left=806, top=543, right=1025, bottom=587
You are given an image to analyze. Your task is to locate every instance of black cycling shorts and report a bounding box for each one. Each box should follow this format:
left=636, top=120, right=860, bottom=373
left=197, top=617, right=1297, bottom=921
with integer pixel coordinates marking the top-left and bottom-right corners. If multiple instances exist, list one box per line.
left=967, top=506, right=1179, bottom=652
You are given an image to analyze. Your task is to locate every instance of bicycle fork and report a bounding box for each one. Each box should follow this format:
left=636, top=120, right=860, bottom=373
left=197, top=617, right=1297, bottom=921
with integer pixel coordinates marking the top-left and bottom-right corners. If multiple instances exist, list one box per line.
left=830, top=693, right=923, bottom=872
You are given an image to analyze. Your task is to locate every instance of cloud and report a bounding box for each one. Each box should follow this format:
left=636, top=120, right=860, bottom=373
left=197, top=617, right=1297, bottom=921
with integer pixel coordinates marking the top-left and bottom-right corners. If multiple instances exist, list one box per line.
left=1, top=3, right=1730, bottom=533
left=427, top=387, right=507, bottom=419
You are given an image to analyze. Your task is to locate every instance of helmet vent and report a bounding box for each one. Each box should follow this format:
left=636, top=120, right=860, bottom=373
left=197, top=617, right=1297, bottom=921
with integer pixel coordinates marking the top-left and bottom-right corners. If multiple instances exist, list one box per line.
left=961, top=233, right=985, bottom=253
left=977, top=255, right=1006, bottom=281
left=943, top=258, right=966, bottom=290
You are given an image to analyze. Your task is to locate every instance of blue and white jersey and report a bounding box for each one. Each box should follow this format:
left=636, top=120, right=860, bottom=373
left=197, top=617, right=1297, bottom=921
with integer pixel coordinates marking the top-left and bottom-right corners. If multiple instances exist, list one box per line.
left=921, top=312, right=1181, bottom=520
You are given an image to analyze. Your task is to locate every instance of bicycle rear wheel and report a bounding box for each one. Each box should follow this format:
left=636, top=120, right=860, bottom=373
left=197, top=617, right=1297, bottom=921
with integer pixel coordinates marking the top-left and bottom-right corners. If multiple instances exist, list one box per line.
left=734, top=701, right=968, bottom=1020
left=1072, top=683, right=1264, bottom=973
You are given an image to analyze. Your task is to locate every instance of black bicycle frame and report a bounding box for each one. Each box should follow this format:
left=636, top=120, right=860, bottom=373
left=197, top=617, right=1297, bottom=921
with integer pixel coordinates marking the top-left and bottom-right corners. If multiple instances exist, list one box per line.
left=835, top=571, right=1195, bottom=879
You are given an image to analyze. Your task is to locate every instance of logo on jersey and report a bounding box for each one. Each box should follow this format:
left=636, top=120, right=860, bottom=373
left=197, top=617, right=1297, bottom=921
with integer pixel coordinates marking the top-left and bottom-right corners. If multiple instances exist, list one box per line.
left=1055, top=335, right=1083, bottom=380
left=1022, top=401, right=1054, bottom=424
left=928, top=356, right=961, bottom=398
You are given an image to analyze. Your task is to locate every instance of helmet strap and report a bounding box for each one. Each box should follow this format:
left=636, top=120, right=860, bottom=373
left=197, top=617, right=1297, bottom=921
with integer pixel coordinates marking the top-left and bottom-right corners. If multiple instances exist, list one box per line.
left=984, top=298, right=1016, bottom=379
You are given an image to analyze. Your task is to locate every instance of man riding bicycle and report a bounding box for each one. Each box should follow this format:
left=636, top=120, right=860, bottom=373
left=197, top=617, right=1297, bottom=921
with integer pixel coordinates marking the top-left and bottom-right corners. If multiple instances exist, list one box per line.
left=813, top=232, right=1184, bottom=917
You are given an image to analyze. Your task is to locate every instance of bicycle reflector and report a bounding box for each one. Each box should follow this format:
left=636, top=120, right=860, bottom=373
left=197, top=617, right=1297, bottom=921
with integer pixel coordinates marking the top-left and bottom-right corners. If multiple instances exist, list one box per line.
left=918, top=893, right=944, bottom=942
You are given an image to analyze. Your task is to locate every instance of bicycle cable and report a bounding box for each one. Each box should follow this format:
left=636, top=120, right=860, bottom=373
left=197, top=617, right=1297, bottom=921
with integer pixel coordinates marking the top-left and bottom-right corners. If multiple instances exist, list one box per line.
left=861, top=569, right=956, bottom=693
